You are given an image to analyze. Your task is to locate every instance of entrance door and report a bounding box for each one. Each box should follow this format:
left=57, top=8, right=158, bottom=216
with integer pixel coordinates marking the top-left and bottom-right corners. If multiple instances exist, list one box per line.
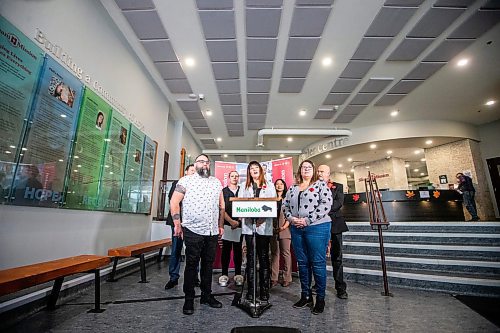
left=486, top=157, right=500, bottom=216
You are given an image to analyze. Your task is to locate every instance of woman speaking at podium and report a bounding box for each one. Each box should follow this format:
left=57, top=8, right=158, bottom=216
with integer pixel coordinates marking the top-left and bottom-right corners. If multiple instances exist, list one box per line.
left=238, top=161, right=276, bottom=302
left=283, top=160, right=332, bottom=315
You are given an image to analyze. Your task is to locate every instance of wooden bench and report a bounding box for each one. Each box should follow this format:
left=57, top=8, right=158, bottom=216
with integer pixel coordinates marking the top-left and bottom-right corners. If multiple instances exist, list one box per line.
left=107, top=238, right=171, bottom=283
left=0, top=255, right=111, bottom=312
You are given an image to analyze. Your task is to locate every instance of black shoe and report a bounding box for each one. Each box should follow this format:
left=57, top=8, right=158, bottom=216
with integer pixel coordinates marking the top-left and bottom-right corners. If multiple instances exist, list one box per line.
left=337, top=291, right=348, bottom=299
left=472, top=217, right=480, bottom=221
left=293, top=295, right=313, bottom=308
left=312, top=298, right=325, bottom=315
left=183, top=299, right=194, bottom=315
left=200, top=295, right=222, bottom=308
left=194, top=279, right=201, bottom=287
left=164, top=280, right=178, bottom=290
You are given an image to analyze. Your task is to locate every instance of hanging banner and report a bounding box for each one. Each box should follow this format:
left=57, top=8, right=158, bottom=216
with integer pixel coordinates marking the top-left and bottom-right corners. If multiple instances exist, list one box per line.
left=137, top=136, right=157, bottom=214
left=214, top=161, right=237, bottom=187
left=0, top=15, right=44, bottom=202
left=10, top=56, right=83, bottom=207
left=272, top=157, right=294, bottom=186
left=120, top=125, right=145, bottom=213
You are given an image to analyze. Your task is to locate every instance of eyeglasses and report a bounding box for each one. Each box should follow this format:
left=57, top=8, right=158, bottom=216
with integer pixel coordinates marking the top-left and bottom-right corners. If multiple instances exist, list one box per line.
left=195, top=160, right=210, bottom=165
left=301, top=166, right=313, bottom=170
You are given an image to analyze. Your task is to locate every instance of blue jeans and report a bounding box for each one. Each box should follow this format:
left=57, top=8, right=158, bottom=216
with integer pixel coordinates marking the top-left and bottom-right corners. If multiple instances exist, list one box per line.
left=168, top=225, right=184, bottom=281
left=291, top=222, right=331, bottom=299
left=463, top=191, right=478, bottom=220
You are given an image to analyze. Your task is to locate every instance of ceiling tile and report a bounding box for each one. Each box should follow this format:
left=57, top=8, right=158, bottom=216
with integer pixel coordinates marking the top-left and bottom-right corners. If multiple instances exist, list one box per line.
left=248, top=123, right=265, bottom=130
left=142, top=40, right=177, bottom=62
left=196, top=0, right=233, bottom=10
left=164, top=79, right=193, bottom=93
left=183, top=110, right=205, bottom=119
left=188, top=119, right=209, bottom=127
left=324, top=93, right=350, bottom=105
left=352, top=37, right=392, bottom=61
left=224, top=115, right=243, bottom=123
left=246, top=38, right=278, bottom=60
left=155, top=62, right=186, bottom=79
left=246, top=8, right=282, bottom=37
left=448, top=10, right=500, bottom=39
left=200, top=138, right=216, bottom=144
left=248, top=114, right=267, bottom=123
left=330, top=78, right=361, bottom=93
left=247, top=61, right=274, bottom=78
left=383, top=0, right=424, bottom=6
left=222, top=105, right=243, bottom=115
left=296, top=0, right=334, bottom=5
left=343, top=105, right=367, bottom=115
left=123, top=10, right=168, bottom=39
left=247, top=79, right=272, bottom=93
left=374, top=94, right=407, bottom=106
left=314, top=110, right=336, bottom=119
left=404, top=62, right=446, bottom=80
left=407, top=7, right=465, bottom=38
left=177, top=100, right=200, bottom=111
left=193, top=127, right=212, bottom=134
left=247, top=104, right=268, bottom=114
left=481, top=0, right=500, bottom=9
left=434, top=0, right=476, bottom=8
left=212, top=62, right=239, bottom=79
left=387, top=79, right=424, bottom=94
left=246, top=0, right=283, bottom=8
left=115, top=0, right=155, bottom=10
left=339, top=60, right=375, bottom=79
left=365, top=7, right=418, bottom=37
left=206, top=40, right=238, bottom=62
left=228, top=130, right=244, bottom=137
left=281, top=60, right=312, bottom=78
left=247, top=93, right=269, bottom=104
left=333, top=114, right=357, bottom=123
left=285, top=38, right=320, bottom=60
left=278, top=78, right=306, bottom=93
left=199, top=10, right=236, bottom=39
left=219, top=93, right=242, bottom=105
left=289, top=7, right=332, bottom=37
left=216, top=79, right=240, bottom=94
left=350, top=93, right=379, bottom=105
left=423, top=39, right=474, bottom=62
left=387, top=38, right=434, bottom=61
left=226, top=123, right=244, bottom=130
left=359, top=78, right=393, bottom=93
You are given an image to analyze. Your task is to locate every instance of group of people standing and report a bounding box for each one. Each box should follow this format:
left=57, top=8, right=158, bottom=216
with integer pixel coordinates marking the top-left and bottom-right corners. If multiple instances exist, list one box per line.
left=165, top=154, right=348, bottom=316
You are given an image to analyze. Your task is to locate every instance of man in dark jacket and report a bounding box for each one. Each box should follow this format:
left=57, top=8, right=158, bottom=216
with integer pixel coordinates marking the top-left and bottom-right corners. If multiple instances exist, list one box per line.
left=318, top=165, right=349, bottom=299
left=456, top=172, right=479, bottom=221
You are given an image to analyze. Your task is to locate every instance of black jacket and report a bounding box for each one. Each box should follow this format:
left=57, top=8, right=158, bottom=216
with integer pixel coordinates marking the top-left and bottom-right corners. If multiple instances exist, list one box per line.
left=328, top=182, right=348, bottom=234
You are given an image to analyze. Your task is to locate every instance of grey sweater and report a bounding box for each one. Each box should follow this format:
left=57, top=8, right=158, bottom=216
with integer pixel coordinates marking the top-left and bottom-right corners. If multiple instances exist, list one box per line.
left=283, top=180, right=332, bottom=226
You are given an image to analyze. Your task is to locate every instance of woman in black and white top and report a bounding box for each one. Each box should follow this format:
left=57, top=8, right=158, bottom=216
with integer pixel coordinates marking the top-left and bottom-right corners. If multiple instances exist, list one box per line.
left=283, top=159, right=332, bottom=315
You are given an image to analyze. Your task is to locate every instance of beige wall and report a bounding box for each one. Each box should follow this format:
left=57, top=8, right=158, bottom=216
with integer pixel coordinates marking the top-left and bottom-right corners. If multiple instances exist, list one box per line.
left=354, top=157, right=408, bottom=192
left=331, top=172, right=348, bottom=192
left=425, top=139, right=495, bottom=220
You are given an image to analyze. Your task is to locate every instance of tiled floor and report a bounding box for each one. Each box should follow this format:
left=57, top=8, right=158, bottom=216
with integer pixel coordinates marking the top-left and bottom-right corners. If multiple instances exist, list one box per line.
left=2, top=259, right=498, bottom=333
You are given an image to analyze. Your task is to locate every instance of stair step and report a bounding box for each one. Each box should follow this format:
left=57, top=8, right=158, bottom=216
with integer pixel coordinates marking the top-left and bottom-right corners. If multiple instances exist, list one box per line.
left=343, top=232, right=500, bottom=245
left=346, top=222, right=500, bottom=233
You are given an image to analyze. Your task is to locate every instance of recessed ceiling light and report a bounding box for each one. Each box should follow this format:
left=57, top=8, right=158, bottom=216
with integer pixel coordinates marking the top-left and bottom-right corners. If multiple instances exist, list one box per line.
left=299, top=109, right=307, bottom=116
left=414, top=150, right=421, bottom=154
left=425, top=140, right=433, bottom=145
left=350, top=168, right=355, bottom=172
left=390, top=110, right=399, bottom=117
left=185, top=57, right=195, bottom=67
left=206, top=110, right=213, bottom=116
left=420, top=158, right=426, bottom=162
left=347, top=157, right=352, bottom=162
left=485, top=100, right=496, bottom=106
left=322, top=57, right=332, bottom=66
left=326, top=154, right=331, bottom=158
left=58, top=159, right=63, bottom=162
left=338, top=164, right=343, bottom=168
left=347, top=175, right=351, bottom=178
left=287, top=137, right=293, bottom=142
left=387, top=150, right=392, bottom=154
left=414, top=168, right=419, bottom=172
left=280, top=154, right=285, bottom=158
left=420, top=172, right=425, bottom=176
left=216, top=137, right=222, bottom=142
left=21, top=147, right=27, bottom=151
left=405, top=164, right=410, bottom=168
left=370, top=144, right=377, bottom=149
left=365, top=166, right=370, bottom=169
left=9, top=145, right=15, bottom=149
left=60, top=114, right=67, bottom=118
left=457, top=58, right=468, bottom=67
left=223, top=154, right=228, bottom=158
left=5, top=150, right=11, bottom=154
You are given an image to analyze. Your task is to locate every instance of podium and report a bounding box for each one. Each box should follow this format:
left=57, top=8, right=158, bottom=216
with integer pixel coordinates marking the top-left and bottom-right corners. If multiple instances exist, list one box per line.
left=230, top=197, right=279, bottom=318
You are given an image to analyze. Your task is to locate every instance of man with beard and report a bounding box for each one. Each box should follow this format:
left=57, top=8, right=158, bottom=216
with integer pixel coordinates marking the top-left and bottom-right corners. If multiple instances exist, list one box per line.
left=170, top=154, right=225, bottom=315
left=317, top=165, right=349, bottom=300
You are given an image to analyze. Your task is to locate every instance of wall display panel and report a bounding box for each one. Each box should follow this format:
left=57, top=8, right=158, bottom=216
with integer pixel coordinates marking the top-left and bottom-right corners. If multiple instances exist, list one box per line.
left=0, top=16, right=44, bottom=202
left=97, top=110, right=130, bottom=211
left=120, top=125, right=145, bottom=213
left=137, top=136, right=157, bottom=214
left=64, top=88, right=112, bottom=210
left=10, top=56, right=83, bottom=207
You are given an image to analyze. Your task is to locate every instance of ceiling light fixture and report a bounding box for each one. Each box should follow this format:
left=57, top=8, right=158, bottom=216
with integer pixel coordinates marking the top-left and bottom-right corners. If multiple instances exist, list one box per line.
left=338, top=164, right=343, bottom=168
left=322, top=57, right=332, bottom=66
left=370, top=144, right=377, bottom=149
left=216, top=137, right=222, bottom=142
left=350, top=168, right=355, bottom=172
left=390, top=110, right=399, bottom=117
left=405, top=164, right=410, bottom=168
left=485, top=100, right=496, bottom=106
left=326, top=154, right=331, bottom=158
left=420, top=158, right=426, bottom=162
left=386, top=150, right=392, bottom=154
left=223, top=154, right=228, bottom=158
left=287, top=137, right=293, bottom=142
left=205, top=110, right=213, bottom=116
left=420, top=172, right=425, bottom=176
left=299, top=109, right=307, bottom=116
left=280, top=154, right=285, bottom=158
left=457, top=58, right=468, bottom=67
left=414, top=168, right=419, bottom=172
left=347, top=157, right=352, bottom=162
left=425, top=140, right=433, bottom=145
left=414, top=150, right=421, bottom=154
left=185, top=57, right=195, bottom=67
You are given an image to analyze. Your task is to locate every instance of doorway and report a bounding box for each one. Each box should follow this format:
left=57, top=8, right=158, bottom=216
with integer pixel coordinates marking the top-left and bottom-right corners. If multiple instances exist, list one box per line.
left=486, top=157, right=500, bottom=217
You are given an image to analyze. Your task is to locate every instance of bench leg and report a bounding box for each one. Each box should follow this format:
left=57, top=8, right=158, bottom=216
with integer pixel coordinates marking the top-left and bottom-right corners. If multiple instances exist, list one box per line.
left=157, top=248, right=163, bottom=262
left=107, top=257, right=119, bottom=282
left=47, top=277, right=64, bottom=310
left=88, top=269, right=105, bottom=313
left=138, top=254, right=148, bottom=283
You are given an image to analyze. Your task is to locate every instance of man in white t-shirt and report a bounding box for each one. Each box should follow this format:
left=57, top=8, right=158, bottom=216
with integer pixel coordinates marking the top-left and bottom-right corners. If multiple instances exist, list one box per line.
left=170, top=154, right=225, bottom=315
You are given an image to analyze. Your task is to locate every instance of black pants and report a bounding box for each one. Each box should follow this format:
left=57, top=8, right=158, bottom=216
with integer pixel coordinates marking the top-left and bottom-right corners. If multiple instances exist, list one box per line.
left=330, top=232, right=347, bottom=293
left=245, top=234, right=271, bottom=293
left=221, top=237, right=243, bottom=276
left=183, top=227, right=218, bottom=300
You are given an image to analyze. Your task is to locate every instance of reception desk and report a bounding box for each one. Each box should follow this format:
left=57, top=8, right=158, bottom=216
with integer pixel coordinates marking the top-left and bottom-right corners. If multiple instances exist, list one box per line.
left=342, top=189, right=464, bottom=222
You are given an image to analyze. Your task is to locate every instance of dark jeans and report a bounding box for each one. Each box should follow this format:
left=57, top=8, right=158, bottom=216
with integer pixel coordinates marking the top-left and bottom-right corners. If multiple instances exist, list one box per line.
left=291, top=222, right=331, bottom=299
left=330, top=233, right=347, bottom=293
left=168, top=225, right=183, bottom=281
left=463, top=191, right=478, bottom=219
left=244, top=234, right=271, bottom=293
left=182, top=227, right=218, bottom=300
left=221, top=237, right=243, bottom=276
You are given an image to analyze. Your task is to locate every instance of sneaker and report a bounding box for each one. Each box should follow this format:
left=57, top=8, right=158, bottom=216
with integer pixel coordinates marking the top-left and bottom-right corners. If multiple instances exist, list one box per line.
left=164, top=280, right=178, bottom=290
left=234, top=275, right=244, bottom=286
left=200, top=295, right=222, bottom=308
left=293, top=295, right=313, bottom=308
left=183, top=299, right=194, bottom=315
left=337, top=291, right=348, bottom=299
left=312, top=298, right=325, bottom=315
left=218, top=275, right=229, bottom=287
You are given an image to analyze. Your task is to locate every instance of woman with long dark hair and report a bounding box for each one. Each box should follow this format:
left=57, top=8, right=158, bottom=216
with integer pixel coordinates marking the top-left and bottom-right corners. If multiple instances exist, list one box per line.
left=238, top=161, right=276, bottom=302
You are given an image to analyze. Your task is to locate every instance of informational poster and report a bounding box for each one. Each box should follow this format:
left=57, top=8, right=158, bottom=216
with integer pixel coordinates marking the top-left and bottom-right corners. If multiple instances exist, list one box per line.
left=97, top=110, right=130, bottom=211
left=271, top=157, right=294, bottom=186
left=120, top=125, right=145, bottom=213
left=214, top=161, right=237, bottom=188
left=137, top=136, right=157, bottom=213
left=10, top=56, right=83, bottom=207
left=0, top=16, right=44, bottom=202
left=64, top=88, right=112, bottom=210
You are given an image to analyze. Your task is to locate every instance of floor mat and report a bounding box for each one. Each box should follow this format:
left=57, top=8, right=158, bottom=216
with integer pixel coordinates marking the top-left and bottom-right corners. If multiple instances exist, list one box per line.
left=454, top=295, right=500, bottom=327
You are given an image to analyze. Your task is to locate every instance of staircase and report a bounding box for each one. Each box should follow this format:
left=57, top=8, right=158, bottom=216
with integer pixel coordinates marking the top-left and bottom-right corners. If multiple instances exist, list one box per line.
left=340, top=222, right=500, bottom=296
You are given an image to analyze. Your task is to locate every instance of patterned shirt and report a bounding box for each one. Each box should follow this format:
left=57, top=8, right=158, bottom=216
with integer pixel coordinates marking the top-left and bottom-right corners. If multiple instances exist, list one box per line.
left=283, top=180, right=332, bottom=226
left=177, top=173, right=223, bottom=236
